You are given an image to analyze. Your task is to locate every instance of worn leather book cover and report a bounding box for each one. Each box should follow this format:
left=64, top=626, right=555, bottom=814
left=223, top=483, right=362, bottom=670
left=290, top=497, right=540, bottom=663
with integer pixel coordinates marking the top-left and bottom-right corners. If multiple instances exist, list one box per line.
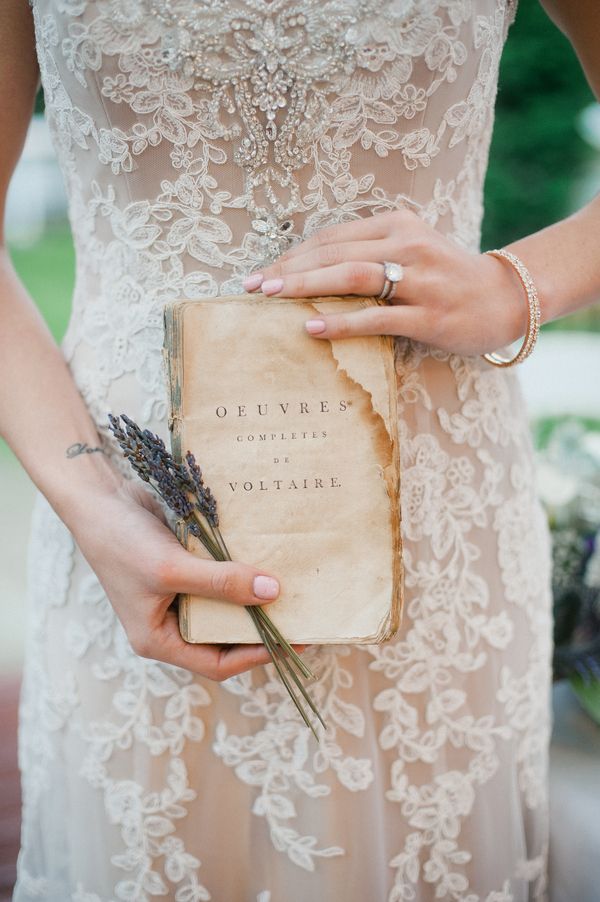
left=163, top=294, right=403, bottom=645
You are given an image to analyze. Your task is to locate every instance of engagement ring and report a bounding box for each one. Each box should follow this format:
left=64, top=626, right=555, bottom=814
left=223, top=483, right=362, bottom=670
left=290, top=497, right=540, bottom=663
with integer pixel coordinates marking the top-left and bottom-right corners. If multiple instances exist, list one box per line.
left=378, top=261, right=404, bottom=300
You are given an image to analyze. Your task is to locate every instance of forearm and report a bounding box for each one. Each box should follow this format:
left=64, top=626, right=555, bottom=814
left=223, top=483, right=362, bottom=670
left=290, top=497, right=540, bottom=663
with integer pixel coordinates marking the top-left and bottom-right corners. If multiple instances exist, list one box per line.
left=506, top=188, right=600, bottom=327
left=0, top=248, right=121, bottom=528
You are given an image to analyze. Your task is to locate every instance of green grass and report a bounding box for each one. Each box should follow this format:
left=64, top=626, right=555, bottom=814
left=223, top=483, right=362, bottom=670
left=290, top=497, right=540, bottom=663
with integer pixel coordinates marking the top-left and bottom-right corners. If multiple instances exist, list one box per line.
left=543, top=307, right=600, bottom=333
left=533, top=416, right=600, bottom=450
left=9, top=225, right=75, bottom=344
left=570, top=675, right=600, bottom=725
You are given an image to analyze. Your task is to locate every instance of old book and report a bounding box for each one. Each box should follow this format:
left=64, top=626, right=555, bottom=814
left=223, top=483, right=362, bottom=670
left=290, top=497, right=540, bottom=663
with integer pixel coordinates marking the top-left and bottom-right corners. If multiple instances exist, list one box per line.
left=163, top=294, right=403, bottom=645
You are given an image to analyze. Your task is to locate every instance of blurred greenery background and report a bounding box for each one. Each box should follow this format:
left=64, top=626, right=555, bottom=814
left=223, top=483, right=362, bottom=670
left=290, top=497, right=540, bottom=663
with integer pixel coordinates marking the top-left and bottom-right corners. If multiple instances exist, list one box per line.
left=483, top=0, right=596, bottom=253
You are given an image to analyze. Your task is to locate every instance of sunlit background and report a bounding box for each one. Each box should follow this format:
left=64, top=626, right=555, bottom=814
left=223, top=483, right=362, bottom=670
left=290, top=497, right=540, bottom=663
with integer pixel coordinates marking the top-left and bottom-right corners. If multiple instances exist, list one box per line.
left=1, top=2, right=600, bottom=898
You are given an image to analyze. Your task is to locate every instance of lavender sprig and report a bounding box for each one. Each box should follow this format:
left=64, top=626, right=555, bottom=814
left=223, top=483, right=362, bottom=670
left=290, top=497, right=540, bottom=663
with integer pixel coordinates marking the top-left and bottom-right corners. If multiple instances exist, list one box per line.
left=108, top=413, right=325, bottom=741
left=185, top=452, right=219, bottom=528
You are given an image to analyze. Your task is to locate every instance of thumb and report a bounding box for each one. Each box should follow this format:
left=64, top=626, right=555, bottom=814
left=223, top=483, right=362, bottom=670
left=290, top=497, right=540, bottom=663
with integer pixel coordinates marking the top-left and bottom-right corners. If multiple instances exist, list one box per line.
left=158, top=548, right=281, bottom=607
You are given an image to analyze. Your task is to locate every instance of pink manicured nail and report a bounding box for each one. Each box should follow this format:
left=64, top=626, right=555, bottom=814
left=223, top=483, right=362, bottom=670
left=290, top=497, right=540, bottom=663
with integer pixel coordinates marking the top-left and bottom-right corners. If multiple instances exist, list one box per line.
left=305, top=319, right=326, bottom=334
left=261, top=278, right=284, bottom=295
left=253, top=575, right=280, bottom=600
left=243, top=272, right=263, bottom=291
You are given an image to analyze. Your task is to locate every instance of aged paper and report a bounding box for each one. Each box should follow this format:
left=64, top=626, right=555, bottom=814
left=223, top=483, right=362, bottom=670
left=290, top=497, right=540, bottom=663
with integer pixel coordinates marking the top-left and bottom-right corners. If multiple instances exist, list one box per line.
left=164, top=294, right=403, bottom=644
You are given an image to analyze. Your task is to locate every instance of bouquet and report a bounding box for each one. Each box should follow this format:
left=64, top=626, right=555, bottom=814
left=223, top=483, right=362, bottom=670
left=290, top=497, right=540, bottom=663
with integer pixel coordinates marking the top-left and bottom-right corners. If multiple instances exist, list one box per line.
left=535, top=418, right=600, bottom=725
left=108, top=413, right=326, bottom=740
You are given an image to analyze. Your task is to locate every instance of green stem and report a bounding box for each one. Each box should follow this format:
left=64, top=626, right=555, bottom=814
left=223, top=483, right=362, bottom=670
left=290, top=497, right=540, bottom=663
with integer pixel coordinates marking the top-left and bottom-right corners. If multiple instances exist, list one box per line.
left=254, top=606, right=316, bottom=681
left=279, top=658, right=327, bottom=733
left=205, top=517, right=228, bottom=560
left=212, top=525, right=231, bottom=561
left=250, top=609, right=320, bottom=742
left=250, top=608, right=326, bottom=731
left=210, top=527, right=315, bottom=681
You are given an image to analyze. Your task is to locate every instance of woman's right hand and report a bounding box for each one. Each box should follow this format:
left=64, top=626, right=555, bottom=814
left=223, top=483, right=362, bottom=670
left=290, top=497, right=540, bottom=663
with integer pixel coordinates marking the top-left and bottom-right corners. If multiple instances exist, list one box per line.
left=70, top=477, right=297, bottom=681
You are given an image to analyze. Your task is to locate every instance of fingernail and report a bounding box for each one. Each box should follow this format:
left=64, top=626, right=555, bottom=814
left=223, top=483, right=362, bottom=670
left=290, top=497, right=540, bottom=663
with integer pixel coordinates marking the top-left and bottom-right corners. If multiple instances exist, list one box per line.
left=305, top=319, right=326, bottom=334
left=243, top=272, right=263, bottom=291
left=261, top=278, right=284, bottom=295
left=253, top=575, right=280, bottom=600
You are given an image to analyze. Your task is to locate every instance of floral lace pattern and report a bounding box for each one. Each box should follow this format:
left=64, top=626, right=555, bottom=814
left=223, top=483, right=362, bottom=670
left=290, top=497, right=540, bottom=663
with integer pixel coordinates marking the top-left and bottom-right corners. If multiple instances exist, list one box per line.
left=15, top=1, right=554, bottom=900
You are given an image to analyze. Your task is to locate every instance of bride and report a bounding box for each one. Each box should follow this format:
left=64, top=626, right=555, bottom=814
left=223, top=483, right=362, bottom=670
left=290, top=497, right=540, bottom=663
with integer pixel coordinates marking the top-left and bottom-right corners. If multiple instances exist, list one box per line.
left=3, top=1, right=600, bottom=899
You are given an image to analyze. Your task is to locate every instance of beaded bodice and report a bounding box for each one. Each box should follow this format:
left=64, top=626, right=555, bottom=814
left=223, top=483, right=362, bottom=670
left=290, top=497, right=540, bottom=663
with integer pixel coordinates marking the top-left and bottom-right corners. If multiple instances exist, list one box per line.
left=30, top=0, right=517, bottom=427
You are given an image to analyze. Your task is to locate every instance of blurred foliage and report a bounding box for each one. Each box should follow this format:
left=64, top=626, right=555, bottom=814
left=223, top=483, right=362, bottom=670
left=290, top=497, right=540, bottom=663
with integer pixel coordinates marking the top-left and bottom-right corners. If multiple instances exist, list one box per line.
left=482, top=0, right=600, bottom=331
left=534, top=416, right=600, bottom=451
left=482, top=0, right=595, bottom=249
left=535, top=418, right=600, bottom=722
left=34, top=87, right=45, bottom=116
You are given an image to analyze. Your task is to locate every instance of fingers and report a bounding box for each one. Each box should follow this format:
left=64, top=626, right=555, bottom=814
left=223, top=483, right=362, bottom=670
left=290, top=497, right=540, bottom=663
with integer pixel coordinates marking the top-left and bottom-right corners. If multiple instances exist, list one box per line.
left=243, top=253, right=428, bottom=337
left=242, top=208, right=426, bottom=301
left=155, top=549, right=281, bottom=606
left=260, top=238, right=399, bottom=280
left=136, top=608, right=308, bottom=682
left=143, top=607, right=273, bottom=679
left=252, top=260, right=411, bottom=301
left=304, top=303, right=428, bottom=339
left=275, top=209, right=410, bottom=262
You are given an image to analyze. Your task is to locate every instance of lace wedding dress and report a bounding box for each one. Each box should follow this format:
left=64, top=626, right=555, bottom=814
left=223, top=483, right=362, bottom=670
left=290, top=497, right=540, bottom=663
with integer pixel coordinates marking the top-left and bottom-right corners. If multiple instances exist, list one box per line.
left=15, top=1, right=554, bottom=900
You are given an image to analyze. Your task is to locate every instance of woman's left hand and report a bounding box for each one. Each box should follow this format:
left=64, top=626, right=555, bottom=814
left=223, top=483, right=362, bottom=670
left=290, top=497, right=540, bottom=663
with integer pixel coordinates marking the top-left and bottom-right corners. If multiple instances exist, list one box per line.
left=242, top=209, right=530, bottom=358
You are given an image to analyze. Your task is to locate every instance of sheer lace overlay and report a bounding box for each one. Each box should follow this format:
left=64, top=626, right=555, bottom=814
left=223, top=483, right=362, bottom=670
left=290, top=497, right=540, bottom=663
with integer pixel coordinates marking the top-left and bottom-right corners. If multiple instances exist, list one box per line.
left=15, top=2, right=553, bottom=900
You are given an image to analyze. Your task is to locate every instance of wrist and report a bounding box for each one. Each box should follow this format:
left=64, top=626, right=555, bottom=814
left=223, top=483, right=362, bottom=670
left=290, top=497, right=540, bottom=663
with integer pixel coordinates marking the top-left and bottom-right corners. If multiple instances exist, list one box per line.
left=51, top=450, right=125, bottom=533
left=480, top=249, right=542, bottom=367
left=503, top=240, right=554, bottom=327
left=480, top=251, right=529, bottom=346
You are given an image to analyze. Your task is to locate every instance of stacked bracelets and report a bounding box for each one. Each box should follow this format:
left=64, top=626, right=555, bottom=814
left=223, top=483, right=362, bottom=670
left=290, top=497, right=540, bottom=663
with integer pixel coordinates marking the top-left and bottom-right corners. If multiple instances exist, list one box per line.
left=482, top=248, right=542, bottom=368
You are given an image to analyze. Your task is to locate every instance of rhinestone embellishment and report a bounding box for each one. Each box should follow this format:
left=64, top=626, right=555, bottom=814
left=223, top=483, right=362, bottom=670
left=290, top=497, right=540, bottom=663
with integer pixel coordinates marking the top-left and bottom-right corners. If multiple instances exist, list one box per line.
left=145, top=0, right=363, bottom=261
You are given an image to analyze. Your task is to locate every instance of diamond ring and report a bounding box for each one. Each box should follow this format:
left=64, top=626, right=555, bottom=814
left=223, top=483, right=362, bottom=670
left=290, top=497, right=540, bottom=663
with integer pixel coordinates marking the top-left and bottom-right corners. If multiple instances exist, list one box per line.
left=378, top=261, right=404, bottom=300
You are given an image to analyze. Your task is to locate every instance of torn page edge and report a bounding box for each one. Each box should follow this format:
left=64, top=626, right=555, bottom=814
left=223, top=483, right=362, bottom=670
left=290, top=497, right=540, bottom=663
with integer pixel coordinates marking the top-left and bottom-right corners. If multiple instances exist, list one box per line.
left=311, top=298, right=396, bottom=435
left=306, top=301, right=404, bottom=642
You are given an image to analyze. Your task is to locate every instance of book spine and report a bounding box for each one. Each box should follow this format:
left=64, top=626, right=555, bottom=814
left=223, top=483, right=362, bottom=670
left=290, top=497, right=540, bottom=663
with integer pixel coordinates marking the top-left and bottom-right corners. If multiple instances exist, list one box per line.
left=381, top=331, right=404, bottom=642
left=163, top=302, right=184, bottom=458
left=162, top=303, right=192, bottom=641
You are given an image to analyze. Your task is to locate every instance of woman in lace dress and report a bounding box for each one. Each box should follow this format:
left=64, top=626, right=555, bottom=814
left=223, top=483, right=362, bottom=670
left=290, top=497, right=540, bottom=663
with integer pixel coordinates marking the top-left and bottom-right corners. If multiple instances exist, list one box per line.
left=3, top=0, right=600, bottom=899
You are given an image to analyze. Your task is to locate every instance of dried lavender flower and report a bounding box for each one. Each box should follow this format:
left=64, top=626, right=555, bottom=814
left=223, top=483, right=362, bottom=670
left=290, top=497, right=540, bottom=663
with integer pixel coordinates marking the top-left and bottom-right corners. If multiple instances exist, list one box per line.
left=107, top=412, right=324, bottom=740
left=108, top=413, right=151, bottom=483
left=154, top=466, right=195, bottom=520
left=186, top=451, right=219, bottom=527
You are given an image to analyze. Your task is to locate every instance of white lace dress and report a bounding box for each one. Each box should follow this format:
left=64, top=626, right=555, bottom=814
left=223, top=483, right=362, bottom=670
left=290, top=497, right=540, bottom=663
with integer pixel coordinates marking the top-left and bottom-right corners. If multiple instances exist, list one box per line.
left=14, top=2, right=554, bottom=900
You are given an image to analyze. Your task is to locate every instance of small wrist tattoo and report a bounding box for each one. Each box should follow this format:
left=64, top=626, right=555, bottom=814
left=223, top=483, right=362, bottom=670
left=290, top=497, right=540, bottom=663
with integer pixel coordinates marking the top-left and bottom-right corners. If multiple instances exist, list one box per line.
left=66, top=442, right=106, bottom=459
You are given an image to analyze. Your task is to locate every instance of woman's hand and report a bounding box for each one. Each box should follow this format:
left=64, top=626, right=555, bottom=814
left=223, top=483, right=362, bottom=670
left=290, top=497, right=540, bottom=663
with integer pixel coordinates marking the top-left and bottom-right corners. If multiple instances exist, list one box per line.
left=70, top=478, right=300, bottom=682
left=243, top=209, right=529, bottom=357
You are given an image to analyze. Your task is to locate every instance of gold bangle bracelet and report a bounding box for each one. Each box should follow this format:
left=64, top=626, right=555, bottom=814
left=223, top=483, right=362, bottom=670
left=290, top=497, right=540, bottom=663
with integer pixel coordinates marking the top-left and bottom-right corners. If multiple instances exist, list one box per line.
left=482, top=248, right=542, bottom=368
